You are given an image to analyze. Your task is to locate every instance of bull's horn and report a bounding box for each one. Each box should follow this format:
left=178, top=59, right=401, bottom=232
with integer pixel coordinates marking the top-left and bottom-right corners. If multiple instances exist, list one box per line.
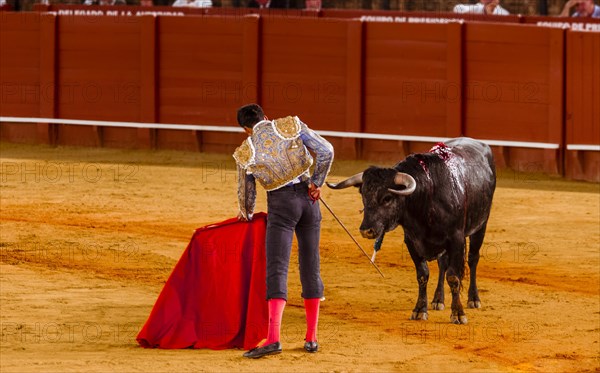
left=387, top=172, right=416, bottom=196
left=326, top=172, right=363, bottom=189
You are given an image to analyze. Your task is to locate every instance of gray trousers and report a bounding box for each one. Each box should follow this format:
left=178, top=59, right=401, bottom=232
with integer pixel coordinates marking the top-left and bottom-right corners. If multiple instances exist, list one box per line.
left=265, top=182, right=324, bottom=300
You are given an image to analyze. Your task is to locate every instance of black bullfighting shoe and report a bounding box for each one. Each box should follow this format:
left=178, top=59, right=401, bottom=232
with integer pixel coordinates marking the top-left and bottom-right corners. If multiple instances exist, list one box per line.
left=243, top=342, right=282, bottom=359
left=304, top=341, right=319, bottom=353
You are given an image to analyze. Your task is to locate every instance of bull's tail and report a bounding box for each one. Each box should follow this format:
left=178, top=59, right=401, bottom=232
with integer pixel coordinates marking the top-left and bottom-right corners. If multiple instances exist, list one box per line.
left=461, top=240, right=469, bottom=291
left=452, top=238, right=469, bottom=292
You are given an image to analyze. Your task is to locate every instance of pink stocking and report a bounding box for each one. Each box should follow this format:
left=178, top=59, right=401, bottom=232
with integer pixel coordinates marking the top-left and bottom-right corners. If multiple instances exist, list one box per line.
left=304, top=298, right=320, bottom=342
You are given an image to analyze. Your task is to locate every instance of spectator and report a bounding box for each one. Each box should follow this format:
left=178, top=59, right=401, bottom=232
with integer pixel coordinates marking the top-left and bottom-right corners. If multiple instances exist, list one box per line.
left=560, top=0, right=600, bottom=17
left=84, top=0, right=127, bottom=5
left=453, top=0, right=510, bottom=15
left=248, top=0, right=296, bottom=8
left=248, top=0, right=269, bottom=6
left=172, top=0, right=212, bottom=7
left=0, top=0, right=6, bottom=7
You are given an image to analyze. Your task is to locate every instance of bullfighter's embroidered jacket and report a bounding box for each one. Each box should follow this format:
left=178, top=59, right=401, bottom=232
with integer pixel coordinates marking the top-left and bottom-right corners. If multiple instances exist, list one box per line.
left=233, top=116, right=334, bottom=220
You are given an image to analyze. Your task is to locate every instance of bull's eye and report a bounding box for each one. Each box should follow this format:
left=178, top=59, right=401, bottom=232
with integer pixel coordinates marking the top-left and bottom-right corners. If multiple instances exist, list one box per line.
left=382, top=195, right=393, bottom=204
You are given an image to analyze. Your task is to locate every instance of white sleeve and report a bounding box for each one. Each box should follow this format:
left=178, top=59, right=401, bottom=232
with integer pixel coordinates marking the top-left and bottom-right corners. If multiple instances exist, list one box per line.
left=494, top=6, right=510, bottom=15
left=453, top=4, right=471, bottom=13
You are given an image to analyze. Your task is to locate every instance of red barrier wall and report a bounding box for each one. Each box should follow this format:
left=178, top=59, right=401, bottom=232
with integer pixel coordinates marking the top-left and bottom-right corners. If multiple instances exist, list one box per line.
left=259, top=16, right=357, bottom=158
left=565, top=30, right=600, bottom=182
left=156, top=15, right=254, bottom=152
left=462, top=23, right=564, bottom=174
left=29, top=4, right=600, bottom=31
left=361, top=22, right=462, bottom=160
left=56, top=16, right=147, bottom=148
left=0, top=13, right=46, bottom=144
left=1, top=12, right=598, bottom=181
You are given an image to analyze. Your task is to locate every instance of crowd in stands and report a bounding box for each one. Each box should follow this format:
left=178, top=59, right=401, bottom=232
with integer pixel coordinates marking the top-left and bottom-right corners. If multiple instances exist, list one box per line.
left=454, top=0, right=510, bottom=15
left=559, top=0, right=600, bottom=16
left=171, top=0, right=211, bottom=7
left=1, top=0, right=599, bottom=18
left=83, top=0, right=126, bottom=5
left=452, top=0, right=598, bottom=16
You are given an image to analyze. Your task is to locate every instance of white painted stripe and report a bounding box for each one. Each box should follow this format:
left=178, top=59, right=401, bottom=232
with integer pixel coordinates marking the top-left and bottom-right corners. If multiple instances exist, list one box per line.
left=316, top=130, right=451, bottom=143
left=0, top=116, right=561, bottom=150
left=477, top=139, right=560, bottom=150
left=566, top=144, right=600, bottom=151
left=318, top=130, right=560, bottom=149
left=0, top=116, right=245, bottom=133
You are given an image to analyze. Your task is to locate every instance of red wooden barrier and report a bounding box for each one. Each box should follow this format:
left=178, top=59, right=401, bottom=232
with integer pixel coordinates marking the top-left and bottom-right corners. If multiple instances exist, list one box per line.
left=259, top=16, right=358, bottom=158
left=564, top=30, right=600, bottom=182
left=462, top=23, right=564, bottom=175
left=28, top=4, right=600, bottom=33
left=156, top=15, right=255, bottom=152
left=1, top=12, right=598, bottom=181
left=361, top=22, right=462, bottom=160
left=0, top=13, right=45, bottom=143
left=55, top=15, right=145, bottom=147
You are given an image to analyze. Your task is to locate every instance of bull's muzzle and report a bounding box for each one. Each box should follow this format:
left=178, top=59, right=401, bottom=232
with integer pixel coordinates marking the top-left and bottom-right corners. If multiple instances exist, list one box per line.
left=360, top=227, right=377, bottom=239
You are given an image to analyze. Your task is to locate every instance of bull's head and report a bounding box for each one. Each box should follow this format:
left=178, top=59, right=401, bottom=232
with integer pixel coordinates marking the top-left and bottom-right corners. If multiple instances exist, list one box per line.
left=327, top=167, right=416, bottom=241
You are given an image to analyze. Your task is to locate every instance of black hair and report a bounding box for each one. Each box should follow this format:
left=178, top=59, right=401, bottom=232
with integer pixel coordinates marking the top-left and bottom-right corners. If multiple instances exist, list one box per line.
left=237, top=104, right=264, bottom=128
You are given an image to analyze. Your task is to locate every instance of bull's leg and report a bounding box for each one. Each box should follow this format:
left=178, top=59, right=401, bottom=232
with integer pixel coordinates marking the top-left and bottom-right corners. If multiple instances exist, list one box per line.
left=467, top=224, right=487, bottom=308
left=446, top=238, right=467, bottom=324
left=431, top=253, right=448, bottom=310
left=406, top=241, right=429, bottom=320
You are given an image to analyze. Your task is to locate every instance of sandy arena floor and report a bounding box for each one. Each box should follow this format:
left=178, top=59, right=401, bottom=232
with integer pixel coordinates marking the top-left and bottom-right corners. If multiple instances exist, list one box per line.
left=1, top=142, right=599, bottom=372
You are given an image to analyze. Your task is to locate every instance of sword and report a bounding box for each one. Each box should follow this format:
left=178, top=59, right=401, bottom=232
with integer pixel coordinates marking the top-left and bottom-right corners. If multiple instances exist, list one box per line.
left=319, top=197, right=385, bottom=278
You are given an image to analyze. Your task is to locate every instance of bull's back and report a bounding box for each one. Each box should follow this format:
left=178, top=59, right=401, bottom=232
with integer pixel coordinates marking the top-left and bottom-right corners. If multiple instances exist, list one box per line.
left=446, top=138, right=496, bottom=235
left=446, top=137, right=495, bottom=177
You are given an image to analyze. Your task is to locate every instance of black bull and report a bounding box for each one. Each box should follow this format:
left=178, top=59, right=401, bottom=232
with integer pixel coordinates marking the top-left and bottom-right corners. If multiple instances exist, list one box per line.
left=327, top=137, right=496, bottom=324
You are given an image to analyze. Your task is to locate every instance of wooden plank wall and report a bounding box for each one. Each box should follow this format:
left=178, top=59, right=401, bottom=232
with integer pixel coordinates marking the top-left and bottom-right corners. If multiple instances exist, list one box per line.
left=0, top=13, right=45, bottom=143
left=362, top=22, right=461, bottom=160
left=564, top=31, right=600, bottom=182
left=1, top=13, right=598, bottom=181
left=462, top=23, right=564, bottom=174
left=56, top=16, right=144, bottom=147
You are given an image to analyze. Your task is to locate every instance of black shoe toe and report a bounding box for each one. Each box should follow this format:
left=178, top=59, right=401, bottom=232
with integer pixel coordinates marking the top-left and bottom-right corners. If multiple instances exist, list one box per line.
left=243, top=342, right=282, bottom=359
left=304, top=341, right=318, bottom=353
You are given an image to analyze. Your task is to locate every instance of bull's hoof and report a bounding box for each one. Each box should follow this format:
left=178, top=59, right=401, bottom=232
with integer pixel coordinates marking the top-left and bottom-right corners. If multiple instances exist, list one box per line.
left=410, top=311, right=428, bottom=320
left=450, top=314, right=468, bottom=324
left=467, top=300, right=481, bottom=309
left=431, top=302, right=445, bottom=311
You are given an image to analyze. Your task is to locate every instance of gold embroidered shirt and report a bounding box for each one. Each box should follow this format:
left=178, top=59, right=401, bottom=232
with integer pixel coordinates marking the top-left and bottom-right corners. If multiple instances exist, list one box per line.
left=233, top=116, right=334, bottom=219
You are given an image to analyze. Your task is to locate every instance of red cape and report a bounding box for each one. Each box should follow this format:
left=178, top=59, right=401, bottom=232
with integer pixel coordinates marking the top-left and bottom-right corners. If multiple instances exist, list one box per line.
left=137, top=213, right=268, bottom=350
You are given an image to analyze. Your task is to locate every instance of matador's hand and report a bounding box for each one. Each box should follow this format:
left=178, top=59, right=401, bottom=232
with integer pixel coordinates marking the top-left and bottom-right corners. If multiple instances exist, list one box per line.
left=308, top=182, right=321, bottom=202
